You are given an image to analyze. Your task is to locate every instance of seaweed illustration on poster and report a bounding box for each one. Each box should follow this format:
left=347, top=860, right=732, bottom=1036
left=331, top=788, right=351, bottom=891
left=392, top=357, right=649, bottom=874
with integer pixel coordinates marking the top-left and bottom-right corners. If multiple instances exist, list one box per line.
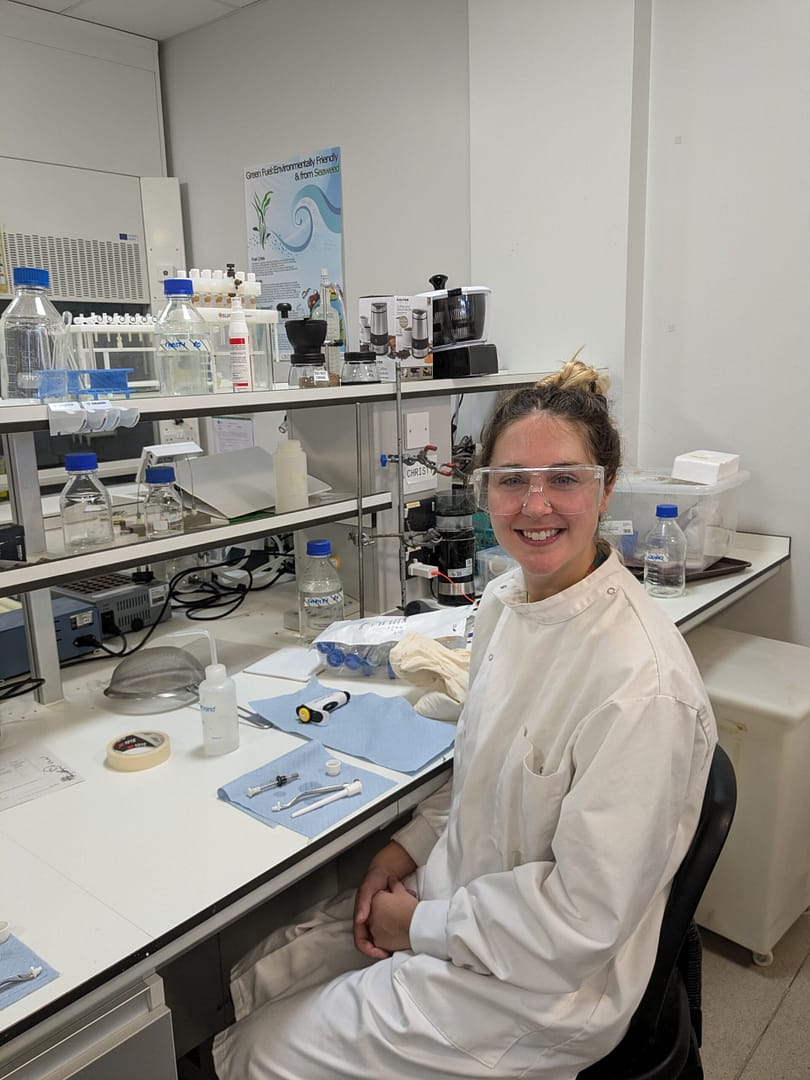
left=252, top=190, right=273, bottom=249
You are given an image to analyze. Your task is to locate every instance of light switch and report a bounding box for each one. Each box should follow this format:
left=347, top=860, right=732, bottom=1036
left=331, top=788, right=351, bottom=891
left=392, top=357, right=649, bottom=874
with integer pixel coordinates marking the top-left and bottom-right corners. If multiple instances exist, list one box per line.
left=405, top=411, right=430, bottom=449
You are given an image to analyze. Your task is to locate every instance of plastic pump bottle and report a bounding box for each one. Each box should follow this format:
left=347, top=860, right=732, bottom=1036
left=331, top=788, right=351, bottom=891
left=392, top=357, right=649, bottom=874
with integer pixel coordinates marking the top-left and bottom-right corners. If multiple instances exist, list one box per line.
left=228, top=295, right=252, bottom=392
left=170, top=629, right=239, bottom=755
left=273, top=439, right=309, bottom=512
left=643, top=503, right=687, bottom=598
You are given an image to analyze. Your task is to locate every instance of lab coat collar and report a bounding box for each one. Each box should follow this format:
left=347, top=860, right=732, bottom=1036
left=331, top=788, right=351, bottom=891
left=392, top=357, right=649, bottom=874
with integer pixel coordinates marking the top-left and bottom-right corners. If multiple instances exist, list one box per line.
left=492, top=549, right=625, bottom=624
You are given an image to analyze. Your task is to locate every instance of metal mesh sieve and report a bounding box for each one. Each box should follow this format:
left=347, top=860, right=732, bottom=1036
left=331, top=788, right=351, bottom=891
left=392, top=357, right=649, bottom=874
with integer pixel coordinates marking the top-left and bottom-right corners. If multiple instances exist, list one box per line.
left=104, top=646, right=205, bottom=704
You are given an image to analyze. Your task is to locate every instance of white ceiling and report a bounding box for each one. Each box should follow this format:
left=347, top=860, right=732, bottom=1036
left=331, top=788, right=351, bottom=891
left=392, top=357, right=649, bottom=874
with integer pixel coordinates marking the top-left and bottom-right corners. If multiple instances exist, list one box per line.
left=12, top=0, right=259, bottom=42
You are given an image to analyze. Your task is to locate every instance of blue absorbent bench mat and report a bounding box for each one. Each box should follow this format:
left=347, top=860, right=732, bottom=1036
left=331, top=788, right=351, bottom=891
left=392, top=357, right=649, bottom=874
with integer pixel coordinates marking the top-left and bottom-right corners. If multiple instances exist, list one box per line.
left=218, top=741, right=397, bottom=838
left=248, top=678, right=455, bottom=773
left=0, top=935, right=59, bottom=1010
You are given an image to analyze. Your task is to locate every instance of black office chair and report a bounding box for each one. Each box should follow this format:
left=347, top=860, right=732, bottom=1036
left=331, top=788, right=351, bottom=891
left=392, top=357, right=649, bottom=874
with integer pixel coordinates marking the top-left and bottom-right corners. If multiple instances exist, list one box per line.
left=578, top=743, right=737, bottom=1080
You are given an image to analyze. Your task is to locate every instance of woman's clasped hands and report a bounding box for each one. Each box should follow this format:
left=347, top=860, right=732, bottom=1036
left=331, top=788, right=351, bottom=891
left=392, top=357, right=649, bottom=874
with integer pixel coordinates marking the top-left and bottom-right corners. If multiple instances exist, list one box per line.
left=353, top=841, right=418, bottom=959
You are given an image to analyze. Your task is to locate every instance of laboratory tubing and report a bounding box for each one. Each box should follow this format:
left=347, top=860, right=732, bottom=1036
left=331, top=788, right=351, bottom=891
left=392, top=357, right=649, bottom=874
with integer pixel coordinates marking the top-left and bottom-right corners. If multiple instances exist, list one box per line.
left=643, top=504, right=687, bottom=598
left=272, top=439, right=309, bottom=512
left=228, top=295, right=252, bottom=392
left=0, top=267, right=70, bottom=400
left=143, top=465, right=184, bottom=539
left=59, top=452, right=114, bottom=551
left=154, top=278, right=213, bottom=396
left=297, top=539, right=345, bottom=643
left=199, top=662, right=240, bottom=756
left=296, top=689, right=351, bottom=724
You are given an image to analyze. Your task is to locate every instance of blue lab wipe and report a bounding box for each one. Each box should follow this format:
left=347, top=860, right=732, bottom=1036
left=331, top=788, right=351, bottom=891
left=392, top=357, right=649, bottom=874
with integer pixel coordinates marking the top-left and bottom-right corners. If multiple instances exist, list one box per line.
left=248, top=678, right=455, bottom=773
left=0, top=935, right=59, bottom=1010
left=217, top=741, right=397, bottom=838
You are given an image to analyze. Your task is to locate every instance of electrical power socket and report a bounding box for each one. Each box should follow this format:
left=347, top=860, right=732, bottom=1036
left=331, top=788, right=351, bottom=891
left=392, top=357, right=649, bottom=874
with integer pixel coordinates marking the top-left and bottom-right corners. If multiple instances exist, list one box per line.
left=157, top=417, right=201, bottom=445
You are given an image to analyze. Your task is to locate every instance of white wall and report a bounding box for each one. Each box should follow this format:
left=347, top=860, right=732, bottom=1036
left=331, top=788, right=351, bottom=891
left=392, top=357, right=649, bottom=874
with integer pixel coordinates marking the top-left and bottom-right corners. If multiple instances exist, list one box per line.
left=0, top=0, right=164, bottom=176
left=641, top=0, right=810, bottom=644
left=464, top=0, right=651, bottom=452
left=160, top=0, right=472, bottom=324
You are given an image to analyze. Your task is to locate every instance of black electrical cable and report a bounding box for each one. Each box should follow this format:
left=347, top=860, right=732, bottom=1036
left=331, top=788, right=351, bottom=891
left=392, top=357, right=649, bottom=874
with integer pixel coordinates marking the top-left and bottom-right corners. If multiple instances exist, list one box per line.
left=0, top=675, right=46, bottom=701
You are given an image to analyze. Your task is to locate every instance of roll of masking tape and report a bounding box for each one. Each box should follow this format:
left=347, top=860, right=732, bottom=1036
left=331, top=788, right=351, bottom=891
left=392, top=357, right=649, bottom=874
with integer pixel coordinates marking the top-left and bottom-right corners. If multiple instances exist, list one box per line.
left=0, top=921, right=9, bottom=944
left=106, top=731, right=171, bottom=772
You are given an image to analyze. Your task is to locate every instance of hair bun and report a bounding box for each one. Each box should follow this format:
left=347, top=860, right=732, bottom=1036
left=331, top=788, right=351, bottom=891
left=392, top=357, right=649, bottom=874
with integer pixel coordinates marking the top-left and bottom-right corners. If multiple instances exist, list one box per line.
left=537, top=350, right=610, bottom=397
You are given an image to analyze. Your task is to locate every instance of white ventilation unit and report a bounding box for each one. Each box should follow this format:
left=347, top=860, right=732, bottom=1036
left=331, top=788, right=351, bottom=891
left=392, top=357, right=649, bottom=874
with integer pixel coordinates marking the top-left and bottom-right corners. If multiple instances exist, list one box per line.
left=0, top=159, right=183, bottom=307
left=3, top=231, right=146, bottom=303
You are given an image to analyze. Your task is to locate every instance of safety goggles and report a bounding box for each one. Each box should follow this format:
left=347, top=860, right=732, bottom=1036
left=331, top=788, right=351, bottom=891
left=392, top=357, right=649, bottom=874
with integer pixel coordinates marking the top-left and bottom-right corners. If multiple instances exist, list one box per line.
left=472, top=465, right=605, bottom=516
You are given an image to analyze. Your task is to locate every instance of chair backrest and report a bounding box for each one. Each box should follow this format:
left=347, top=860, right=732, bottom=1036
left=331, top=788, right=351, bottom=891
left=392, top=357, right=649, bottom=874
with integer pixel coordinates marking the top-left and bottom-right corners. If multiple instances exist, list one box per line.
left=630, top=743, right=737, bottom=1036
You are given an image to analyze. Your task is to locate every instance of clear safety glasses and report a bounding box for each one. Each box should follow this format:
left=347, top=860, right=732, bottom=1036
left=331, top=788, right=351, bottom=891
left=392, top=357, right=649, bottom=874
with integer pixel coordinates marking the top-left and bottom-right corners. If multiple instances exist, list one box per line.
left=472, top=465, right=605, bottom=517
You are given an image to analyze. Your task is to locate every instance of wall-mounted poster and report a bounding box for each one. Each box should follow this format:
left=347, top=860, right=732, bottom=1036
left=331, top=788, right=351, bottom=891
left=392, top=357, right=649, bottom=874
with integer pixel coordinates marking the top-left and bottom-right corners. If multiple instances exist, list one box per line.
left=244, top=146, right=343, bottom=361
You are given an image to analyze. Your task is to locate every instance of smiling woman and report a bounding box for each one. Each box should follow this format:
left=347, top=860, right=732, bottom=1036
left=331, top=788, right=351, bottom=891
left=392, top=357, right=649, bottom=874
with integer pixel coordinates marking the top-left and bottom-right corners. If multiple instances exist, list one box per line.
left=211, top=357, right=717, bottom=1080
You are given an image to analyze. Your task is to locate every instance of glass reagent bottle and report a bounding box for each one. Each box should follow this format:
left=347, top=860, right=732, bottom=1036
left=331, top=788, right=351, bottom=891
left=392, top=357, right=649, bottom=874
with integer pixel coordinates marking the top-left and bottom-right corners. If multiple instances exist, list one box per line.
left=0, top=267, right=69, bottom=400
left=154, top=278, right=212, bottom=396
left=143, top=465, right=184, bottom=538
left=643, top=503, right=687, bottom=598
left=298, top=539, right=345, bottom=642
left=59, top=452, right=114, bottom=551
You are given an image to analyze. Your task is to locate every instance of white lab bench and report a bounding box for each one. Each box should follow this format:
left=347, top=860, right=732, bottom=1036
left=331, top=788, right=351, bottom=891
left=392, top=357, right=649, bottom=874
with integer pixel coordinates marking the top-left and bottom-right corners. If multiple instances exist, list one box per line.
left=0, top=532, right=790, bottom=1077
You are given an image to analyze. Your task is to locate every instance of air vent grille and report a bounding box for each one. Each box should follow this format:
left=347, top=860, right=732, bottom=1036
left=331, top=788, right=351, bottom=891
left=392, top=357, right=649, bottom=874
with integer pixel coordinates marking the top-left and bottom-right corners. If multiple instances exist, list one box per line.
left=3, top=232, right=147, bottom=303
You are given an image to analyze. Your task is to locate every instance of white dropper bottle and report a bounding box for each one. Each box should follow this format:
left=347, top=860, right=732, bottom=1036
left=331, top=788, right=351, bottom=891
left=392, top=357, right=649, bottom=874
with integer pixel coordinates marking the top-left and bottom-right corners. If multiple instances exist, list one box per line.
left=167, top=629, right=239, bottom=755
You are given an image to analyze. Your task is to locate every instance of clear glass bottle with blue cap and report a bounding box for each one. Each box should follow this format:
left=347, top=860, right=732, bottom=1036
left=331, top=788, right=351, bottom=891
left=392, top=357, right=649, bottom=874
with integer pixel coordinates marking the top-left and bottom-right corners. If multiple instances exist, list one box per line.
left=59, top=452, right=114, bottom=551
left=0, top=267, right=70, bottom=400
left=154, top=278, right=213, bottom=396
left=143, top=465, right=184, bottom=538
left=297, top=539, right=345, bottom=642
left=643, top=503, right=687, bottom=598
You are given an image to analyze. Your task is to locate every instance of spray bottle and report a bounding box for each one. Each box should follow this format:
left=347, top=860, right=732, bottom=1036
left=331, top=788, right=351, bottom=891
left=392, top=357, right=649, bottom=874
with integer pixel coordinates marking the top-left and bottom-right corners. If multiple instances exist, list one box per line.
left=167, top=629, right=239, bottom=755
left=229, top=295, right=252, bottom=392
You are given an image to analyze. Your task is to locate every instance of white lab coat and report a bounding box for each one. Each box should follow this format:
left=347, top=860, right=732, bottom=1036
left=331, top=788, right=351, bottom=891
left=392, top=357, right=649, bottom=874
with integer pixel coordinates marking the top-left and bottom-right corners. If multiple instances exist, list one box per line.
left=214, top=553, right=716, bottom=1080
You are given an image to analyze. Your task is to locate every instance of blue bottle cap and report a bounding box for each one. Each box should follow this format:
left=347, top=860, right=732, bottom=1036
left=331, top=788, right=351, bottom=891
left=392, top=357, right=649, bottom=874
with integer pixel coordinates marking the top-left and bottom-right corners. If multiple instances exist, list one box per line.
left=655, top=504, right=679, bottom=518
left=145, top=465, right=175, bottom=484
left=306, top=539, right=332, bottom=556
left=163, top=278, right=193, bottom=295
left=326, top=648, right=346, bottom=667
left=13, top=267, right=49, bottom=289
left=64, top=452, right=98, bottom=472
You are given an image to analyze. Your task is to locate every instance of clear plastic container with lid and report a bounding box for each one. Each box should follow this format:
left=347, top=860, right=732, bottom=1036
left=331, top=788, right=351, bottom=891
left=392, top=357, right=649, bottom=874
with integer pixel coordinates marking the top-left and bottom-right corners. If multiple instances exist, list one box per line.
left=154, top=278, right=213, bottom=396
left=297, top=539, right=345, bottom=642
left=143, top=465, right=184, bottom=538
left=340, top=351, right=381, bottom=384
left=60, top=452, right=114, bottom=551
left=0, top=267, right=71, bottom=400
left=643, top=503, right=687, bottom=598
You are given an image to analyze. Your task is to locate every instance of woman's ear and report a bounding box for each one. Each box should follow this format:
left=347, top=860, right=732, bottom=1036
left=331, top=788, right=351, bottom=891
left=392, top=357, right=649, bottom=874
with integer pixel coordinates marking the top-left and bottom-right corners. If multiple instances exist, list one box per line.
left=599, top=478, right=616, bottom=517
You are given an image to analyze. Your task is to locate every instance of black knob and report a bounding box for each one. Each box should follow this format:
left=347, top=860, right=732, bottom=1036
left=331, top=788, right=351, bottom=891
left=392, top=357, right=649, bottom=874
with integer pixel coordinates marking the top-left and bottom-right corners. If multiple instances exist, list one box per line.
left=276, top=303, right=292, bottom=319
left=429, top=274, right=448, bottom=290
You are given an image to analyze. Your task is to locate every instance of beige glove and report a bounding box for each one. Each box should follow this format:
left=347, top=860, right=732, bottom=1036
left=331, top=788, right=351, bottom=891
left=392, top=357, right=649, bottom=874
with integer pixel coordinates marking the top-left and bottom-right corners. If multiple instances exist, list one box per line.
left=389, top=632, right=470, bottom=721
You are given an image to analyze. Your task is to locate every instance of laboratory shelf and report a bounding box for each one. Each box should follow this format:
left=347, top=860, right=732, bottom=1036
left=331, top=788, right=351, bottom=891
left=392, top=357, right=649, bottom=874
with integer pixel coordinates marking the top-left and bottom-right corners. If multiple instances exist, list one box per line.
left=0, top=371, right=541, bottom=432
left=0, top=491, right=392, bottom=598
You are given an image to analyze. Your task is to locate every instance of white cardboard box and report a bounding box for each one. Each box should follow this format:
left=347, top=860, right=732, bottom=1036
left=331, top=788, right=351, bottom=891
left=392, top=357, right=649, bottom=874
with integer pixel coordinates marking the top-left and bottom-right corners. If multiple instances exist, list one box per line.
left=672, top=450, right=740, bottom=485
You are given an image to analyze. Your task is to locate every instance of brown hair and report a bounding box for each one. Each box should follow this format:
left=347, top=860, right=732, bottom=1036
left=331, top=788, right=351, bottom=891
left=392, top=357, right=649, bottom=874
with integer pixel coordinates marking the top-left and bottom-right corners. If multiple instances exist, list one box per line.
left=479, top=354, right=621, bottom=485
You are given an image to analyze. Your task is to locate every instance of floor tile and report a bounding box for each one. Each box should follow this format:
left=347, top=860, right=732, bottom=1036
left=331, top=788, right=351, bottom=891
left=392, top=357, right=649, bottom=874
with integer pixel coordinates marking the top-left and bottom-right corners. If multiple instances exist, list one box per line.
left=737, top=947, right=810, bottom=1079
left=700, top=912, right=810, bottom=1079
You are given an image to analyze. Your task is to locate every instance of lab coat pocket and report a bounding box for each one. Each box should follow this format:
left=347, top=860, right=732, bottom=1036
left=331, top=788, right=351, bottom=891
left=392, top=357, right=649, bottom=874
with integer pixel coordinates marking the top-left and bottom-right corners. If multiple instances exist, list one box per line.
left=491, top=728, right=570, bottom=867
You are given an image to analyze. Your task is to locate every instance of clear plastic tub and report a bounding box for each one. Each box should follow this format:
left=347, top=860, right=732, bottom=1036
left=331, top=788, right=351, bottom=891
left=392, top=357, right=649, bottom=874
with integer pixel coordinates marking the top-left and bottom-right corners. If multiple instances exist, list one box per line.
left=601, top=467, right=749, bottom=571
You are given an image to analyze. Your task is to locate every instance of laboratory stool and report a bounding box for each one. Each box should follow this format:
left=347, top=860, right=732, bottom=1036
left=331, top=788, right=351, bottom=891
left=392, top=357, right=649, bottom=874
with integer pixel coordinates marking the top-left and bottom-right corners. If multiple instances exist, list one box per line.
left=687, top=624, right=810, bottom=965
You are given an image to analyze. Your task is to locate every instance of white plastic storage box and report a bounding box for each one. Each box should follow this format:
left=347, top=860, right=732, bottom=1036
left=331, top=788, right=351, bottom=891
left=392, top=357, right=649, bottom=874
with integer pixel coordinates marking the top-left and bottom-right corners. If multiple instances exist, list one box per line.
left=602, top=467, right=749, bottom=570
left=688, top=625, right=810, bottom=962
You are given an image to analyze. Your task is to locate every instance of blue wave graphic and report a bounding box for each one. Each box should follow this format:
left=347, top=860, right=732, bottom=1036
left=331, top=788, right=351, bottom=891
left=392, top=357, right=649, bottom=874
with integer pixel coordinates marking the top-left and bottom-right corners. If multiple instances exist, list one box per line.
left=272, top=184, right=342, bottom=253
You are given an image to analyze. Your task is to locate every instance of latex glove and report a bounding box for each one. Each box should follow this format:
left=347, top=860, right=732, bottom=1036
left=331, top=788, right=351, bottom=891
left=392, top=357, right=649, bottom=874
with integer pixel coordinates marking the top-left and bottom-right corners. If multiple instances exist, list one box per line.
left=389, top=632, right=470, bottom=708
left=413, top=690, right=464, bottom=722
